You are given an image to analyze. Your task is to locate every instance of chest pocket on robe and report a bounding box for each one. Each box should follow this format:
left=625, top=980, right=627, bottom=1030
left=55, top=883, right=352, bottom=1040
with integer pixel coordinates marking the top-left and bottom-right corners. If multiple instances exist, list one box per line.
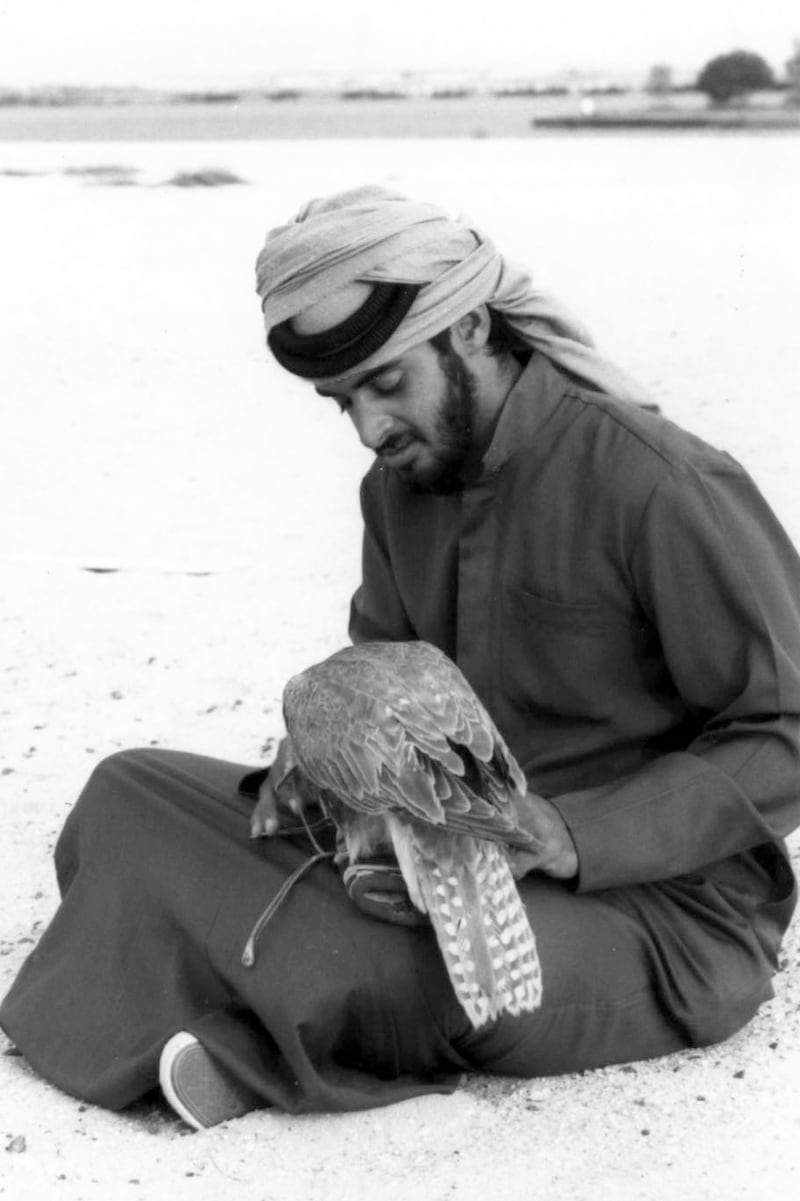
left=501, top=585, right=660, bottom=722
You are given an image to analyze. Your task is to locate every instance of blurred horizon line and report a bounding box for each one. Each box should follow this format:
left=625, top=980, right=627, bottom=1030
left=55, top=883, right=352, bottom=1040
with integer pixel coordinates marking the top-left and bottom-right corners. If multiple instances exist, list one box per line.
left=2, top=69, right=798, bottom=110
left=4, top=50, right=799, bottom=101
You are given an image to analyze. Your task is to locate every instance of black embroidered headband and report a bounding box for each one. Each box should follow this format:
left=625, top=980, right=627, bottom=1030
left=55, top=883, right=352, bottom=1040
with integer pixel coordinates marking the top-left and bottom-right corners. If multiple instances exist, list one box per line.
left=267, top=282, right=421, bottom=379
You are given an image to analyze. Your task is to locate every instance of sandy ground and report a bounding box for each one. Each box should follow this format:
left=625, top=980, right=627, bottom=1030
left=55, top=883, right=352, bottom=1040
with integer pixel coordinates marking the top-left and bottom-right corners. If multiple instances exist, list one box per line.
left=1, top=136, right=799, bottom=1199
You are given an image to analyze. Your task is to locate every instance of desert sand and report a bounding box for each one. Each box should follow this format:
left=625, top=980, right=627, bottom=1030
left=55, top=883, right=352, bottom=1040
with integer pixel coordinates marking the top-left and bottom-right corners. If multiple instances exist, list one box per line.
left=1, top=134, right=799, bottom=1200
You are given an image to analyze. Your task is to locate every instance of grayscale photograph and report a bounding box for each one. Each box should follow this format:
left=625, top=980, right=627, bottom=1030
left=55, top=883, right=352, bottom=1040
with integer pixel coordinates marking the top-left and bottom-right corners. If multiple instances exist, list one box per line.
left=1, top=2, right=799, bottom=1198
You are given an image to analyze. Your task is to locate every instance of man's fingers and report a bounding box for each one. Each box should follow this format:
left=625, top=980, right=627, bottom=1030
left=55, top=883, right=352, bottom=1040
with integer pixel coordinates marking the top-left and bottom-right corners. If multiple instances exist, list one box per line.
left=512, top=792, right=579, bottom=880
left=249, top=768, right=305, bottom=838
left=508, top=849, right=542, bottom=881
left=250, top=778, right=280, bottom=838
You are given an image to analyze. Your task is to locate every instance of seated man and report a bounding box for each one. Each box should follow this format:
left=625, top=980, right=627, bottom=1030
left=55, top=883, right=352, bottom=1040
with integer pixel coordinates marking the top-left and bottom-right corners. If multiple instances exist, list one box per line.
left=2, top=185, right=798, bottom=1130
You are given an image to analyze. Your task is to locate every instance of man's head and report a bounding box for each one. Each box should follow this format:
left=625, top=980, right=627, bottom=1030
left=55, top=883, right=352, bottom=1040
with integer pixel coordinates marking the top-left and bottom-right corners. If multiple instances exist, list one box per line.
left=277, top=278, right=523, bottom=491
left=255, top=185, right=645, bottom=482
left=315, top=306, right=523, bottom=493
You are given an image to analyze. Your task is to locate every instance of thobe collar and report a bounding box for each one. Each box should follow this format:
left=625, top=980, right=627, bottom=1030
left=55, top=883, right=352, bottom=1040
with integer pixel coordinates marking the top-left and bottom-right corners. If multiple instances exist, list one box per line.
left=475, top=351, right=573, bottom=484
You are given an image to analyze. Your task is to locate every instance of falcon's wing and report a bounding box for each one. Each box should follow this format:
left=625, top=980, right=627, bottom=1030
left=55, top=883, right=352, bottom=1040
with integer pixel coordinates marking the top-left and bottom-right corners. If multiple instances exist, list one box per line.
left=283, top=641, right=535, bottom=848
left=387, top=640, right=527, bottom=791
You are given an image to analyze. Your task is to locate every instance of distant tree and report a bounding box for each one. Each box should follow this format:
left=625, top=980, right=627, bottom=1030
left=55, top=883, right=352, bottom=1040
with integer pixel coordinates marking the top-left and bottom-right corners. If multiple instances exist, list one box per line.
left=696, top=50, right=775, bottom=103
left=646, top=64, right=673, bottom=95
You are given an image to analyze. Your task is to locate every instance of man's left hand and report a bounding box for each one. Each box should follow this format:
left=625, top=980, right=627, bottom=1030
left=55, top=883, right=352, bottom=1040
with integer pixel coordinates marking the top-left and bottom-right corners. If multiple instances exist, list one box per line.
left=250, top=736, right=301, bottom=838
left=509, top=792, right=579, bottom=881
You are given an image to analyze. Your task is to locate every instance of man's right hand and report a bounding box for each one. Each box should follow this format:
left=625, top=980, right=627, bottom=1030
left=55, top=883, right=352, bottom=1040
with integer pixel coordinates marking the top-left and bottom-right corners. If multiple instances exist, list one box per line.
left=249, top=736, right=302, bottom=838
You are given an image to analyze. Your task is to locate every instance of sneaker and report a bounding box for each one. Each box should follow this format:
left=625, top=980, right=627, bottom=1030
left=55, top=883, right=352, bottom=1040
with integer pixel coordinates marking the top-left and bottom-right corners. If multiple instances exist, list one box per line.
left=159, top=1031, right=261, bottom=1129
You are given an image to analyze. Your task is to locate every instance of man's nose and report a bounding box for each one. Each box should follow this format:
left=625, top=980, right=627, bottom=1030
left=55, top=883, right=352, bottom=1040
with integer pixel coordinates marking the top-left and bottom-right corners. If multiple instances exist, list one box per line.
left=350, top=396, right=395, bottom=451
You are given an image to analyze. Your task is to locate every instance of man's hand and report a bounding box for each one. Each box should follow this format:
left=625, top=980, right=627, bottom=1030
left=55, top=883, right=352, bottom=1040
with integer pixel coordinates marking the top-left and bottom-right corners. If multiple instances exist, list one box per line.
left=249, top=736, right=302, bottom=838
left=509, top=792, right=579, bottom=881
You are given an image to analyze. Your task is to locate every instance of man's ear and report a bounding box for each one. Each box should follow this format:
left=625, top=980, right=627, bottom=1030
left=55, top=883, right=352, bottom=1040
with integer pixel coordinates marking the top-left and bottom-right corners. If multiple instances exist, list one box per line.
left=451, top=306, right=491, bottom=354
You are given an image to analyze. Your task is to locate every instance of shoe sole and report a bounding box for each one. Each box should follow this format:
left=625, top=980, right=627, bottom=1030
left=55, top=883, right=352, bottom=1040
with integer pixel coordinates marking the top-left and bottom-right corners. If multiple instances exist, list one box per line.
left=159, top=1032, right=259, bottom=1129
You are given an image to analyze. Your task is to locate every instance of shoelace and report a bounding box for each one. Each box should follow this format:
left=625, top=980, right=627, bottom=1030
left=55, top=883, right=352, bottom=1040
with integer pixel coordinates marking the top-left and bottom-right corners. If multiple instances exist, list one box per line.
left=241, top=809, right=334, bottom=968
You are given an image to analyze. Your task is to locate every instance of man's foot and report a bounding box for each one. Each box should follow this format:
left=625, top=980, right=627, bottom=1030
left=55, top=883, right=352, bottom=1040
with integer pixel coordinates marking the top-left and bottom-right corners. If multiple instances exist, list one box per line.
left=159, top=1032, right=261, bottom=1129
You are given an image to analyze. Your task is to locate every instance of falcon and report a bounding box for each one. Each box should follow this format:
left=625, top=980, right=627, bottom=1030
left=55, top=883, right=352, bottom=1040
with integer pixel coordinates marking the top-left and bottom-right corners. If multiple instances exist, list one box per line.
left=280, top=639, right=543, bottom=1028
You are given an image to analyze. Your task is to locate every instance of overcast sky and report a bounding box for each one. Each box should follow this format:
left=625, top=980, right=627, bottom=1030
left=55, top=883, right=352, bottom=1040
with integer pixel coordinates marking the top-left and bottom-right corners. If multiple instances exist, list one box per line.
left=1, top=0, right=797, bottom=87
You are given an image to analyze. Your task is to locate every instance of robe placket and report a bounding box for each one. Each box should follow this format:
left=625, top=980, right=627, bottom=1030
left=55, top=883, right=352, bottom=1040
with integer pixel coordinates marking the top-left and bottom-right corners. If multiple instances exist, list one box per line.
left=455, top=479, right=500, bottom=716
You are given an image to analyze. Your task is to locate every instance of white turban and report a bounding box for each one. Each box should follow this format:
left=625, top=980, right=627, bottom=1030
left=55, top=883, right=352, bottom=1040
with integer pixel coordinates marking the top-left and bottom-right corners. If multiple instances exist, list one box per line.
left=255, top=185, right=648, bottom=403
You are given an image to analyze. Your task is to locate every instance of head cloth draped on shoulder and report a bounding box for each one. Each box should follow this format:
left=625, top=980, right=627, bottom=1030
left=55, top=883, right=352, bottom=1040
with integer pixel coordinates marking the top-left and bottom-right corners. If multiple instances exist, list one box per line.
left=255, top=184, right=647, bottom=402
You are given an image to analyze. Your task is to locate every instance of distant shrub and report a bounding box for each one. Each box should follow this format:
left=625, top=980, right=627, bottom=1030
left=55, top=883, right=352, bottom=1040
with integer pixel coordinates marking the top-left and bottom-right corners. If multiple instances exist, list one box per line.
left=165, top=168, right=246, bottom=187
left=62, top=164, right=141, bottom=187
left=339, top=89, right=407, bottom=101
left=583, top=84, right=629, bottom=96
left=263, top=89, right=304, bottom=102
left=696, top=50, right=775, bottom=103
left=63, top=164, right=139, bottom=177
left=174, top=91, right=242, bottom=104
left=526, top=84, right=569, bottom=97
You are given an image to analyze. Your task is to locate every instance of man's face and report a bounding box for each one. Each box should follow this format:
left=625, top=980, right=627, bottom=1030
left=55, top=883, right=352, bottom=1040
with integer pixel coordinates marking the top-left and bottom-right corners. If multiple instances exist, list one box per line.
left=315, top=339, right=481, bottom=494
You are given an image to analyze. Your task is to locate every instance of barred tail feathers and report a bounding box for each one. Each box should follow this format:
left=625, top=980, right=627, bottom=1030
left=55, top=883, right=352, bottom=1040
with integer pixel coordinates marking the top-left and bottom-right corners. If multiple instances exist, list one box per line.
left=407, top=833, right=543, bottom=1028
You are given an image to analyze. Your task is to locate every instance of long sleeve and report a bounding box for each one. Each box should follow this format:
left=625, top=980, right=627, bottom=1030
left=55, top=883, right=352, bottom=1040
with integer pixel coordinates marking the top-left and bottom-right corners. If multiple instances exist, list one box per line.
left=553, top=459, right=800, bottom=892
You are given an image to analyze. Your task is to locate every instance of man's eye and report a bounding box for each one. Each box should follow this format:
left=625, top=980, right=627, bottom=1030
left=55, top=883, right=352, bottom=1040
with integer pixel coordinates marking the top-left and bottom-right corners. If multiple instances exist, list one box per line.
left=334, top=396, right=351, bottom=414
left=372, top=372, right=402, bottom=396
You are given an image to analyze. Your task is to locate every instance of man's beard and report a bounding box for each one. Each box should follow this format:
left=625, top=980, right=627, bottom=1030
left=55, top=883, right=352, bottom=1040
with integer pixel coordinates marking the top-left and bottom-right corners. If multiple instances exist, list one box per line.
left=402, top=348, right=481, bottom=495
